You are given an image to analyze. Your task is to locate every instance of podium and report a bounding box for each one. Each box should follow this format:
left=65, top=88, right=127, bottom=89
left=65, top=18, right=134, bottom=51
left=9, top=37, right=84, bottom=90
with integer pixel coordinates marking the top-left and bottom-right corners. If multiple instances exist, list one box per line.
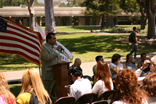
left=50, top=62, right=71, bottom=99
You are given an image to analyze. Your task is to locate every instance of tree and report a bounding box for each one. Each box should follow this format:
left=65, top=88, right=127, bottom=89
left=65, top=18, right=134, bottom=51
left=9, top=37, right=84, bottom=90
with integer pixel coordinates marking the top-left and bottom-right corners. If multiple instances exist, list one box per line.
left=119, top=0, right=156, bottom=38
left=136, top=0, right=156, bottom=38
left=27, top=0, right=35, bottom=30
left=140, top=7, right=147, bottom=29
left=0, top=0, right=38, bottom=8
left=118, top=0, right=146, bottom=29
left=0, top=0, right=26, bottom=7
left=67, top=0, right=85, bottom=7
left=0, top=0, right=38, bottom=30
left=118, top=0, right=140, bottom=13
left=53, top=0, right=67, bottom=7
left=83, top=0, right=122, bottom=28
left=44, top=0, right=58, bottom=33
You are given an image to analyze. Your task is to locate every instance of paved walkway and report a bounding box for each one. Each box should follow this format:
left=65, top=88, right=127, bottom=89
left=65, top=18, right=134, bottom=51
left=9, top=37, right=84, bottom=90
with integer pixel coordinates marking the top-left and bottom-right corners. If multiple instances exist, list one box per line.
left=2, top=52, right=156, bottom=81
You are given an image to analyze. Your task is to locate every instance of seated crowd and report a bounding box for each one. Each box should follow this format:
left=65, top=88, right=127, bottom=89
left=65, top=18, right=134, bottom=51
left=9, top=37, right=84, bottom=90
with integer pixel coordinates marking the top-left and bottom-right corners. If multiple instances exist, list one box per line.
left=1, top=53, right=156, bottom=104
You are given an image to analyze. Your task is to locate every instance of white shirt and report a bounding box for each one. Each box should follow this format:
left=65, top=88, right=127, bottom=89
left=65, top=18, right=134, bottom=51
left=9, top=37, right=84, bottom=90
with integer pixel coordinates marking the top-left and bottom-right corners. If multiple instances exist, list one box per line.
left=92, top=78, right=114, bottom=96
left=70, top=78, right=92, bottom=100
left=135, top=68, right=143, bottom=77
left=135, top=68, right=146, bottom=85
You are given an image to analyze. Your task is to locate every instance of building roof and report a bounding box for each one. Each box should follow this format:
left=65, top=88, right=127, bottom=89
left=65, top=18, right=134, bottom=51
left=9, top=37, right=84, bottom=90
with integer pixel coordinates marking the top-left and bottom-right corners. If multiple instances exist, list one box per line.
left=0, top=6, right=141, bottom=17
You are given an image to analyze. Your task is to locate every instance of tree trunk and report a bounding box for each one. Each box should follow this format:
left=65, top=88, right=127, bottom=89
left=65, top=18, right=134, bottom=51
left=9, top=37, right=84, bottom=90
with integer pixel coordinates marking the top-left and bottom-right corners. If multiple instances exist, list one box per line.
left=140, top=7, right=146, bottom=30
left=44, top=0, right=59, bottom=33
left=145, top=0, right=155, bottom=39
left=27, top=0, right=35, bottom=30
left=106, top=16, right=114, bottom=28
left=101, top=15, right=104, bottom=29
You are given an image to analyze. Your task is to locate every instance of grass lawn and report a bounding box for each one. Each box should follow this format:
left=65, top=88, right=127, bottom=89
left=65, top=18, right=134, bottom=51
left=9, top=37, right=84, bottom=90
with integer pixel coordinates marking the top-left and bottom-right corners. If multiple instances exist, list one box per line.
left=0, top=25, right=155, bottom=72
left=9, top=84, right=22, bottom=97
left=0, top=32, right=155, bottom=72
left=42, top=25, right=156, bottom=35
left=1, top=25, right=155, bottom=97
left=42, top=25, right=100, bottom=32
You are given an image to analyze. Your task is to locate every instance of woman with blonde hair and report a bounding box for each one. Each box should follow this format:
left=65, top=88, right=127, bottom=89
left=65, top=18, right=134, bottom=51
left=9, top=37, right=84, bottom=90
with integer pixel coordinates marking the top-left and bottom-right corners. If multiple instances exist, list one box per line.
left=17, top=68, right=52, bottom=104
left=113, top=69, right=147, bottom=104
left=92, top=61, right=114, bottom=96
left=0, top=72, right=15, bottom=104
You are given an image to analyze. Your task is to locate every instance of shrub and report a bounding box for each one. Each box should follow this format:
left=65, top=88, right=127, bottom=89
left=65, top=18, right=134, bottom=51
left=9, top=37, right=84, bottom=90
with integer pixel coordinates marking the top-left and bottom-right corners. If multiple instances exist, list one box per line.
left=109, top=27, right=125, bottom=32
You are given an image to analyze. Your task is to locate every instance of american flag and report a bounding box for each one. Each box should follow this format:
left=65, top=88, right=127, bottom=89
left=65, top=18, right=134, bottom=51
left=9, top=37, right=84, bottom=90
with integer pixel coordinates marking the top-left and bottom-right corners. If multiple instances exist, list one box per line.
left=0, top=16, right=43, bottom=66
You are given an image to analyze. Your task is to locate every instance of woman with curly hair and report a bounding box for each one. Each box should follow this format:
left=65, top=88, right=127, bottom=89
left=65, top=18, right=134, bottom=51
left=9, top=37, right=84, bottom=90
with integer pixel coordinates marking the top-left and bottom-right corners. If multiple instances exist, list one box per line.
left=142, top=73, right=156, bottom=103
left=113, top=69, right=147, bottom=104
left=0, top=72, right=16, bottom=104
left=17, top=68, right=52, bottom=104
left=92, top=61, right=114, bottom=96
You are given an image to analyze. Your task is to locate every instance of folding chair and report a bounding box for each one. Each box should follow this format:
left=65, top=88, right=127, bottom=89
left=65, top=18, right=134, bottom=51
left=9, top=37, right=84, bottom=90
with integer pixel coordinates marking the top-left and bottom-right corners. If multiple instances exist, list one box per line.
left=75, top=93, right=96, bottom=104
left=97, top=90, right=115, bottom=101
left=92, top=100, right=108, bottom=104
left=54, top=96, right=75, bottom=104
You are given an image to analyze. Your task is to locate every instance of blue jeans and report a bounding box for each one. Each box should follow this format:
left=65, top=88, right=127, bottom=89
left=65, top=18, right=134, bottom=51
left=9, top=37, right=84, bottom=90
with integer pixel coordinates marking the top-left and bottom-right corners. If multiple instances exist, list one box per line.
left=130, top=43, right=137, bottom=59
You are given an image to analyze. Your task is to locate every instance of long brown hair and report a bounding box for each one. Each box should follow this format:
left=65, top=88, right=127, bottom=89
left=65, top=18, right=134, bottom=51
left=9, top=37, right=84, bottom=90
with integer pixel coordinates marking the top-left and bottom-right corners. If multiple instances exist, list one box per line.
left=17, top=68, right=52, bottom=104
left=0, top=72, right=15, bottom=104
left=115, top=69, right=146, bottom=104
left=94, top=61, right=111, bottom=90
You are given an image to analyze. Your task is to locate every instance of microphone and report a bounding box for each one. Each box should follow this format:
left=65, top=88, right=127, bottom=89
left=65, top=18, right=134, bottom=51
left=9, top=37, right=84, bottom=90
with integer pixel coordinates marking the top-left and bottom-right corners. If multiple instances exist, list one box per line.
left=53, top=45, right=64, bottom=51
left=53, top=45, right=58, bottom=50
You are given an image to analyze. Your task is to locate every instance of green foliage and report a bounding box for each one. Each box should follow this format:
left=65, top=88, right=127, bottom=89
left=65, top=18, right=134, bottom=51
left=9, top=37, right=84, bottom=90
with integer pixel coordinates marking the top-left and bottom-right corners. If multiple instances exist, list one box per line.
left=109, top=27, right=125, bottom=32
left=100, top=28, right=105, bottom=32
left=83, top=0, right=122, bottom=16
left=9, top=84, right=22, bottom=97
left=0, top=0, right=38, bottom=8
left=66, top=0, right=85, bottom=7
left=136, top=26, right=141, bottom=31
left=118, top=0, right=140, bottom=13
left=53, top=0, right=68, bottom=7
left=53, top=0, right=85, bottom=7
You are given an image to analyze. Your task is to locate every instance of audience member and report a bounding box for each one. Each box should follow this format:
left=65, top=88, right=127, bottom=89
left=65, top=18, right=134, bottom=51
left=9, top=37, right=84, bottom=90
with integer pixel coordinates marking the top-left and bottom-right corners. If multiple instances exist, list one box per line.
left=109, top=54, right=124, bottom=80
left=69, top=66, right=92, bottom=100
left=123, top=54, right=137, bottom=70
left=142, top=73, right=156, bottom=104
left=92, top=62, right=113, bottom=96
left=92, top=56, right=104, bottom=76
left=137, top=53, right=147, bottom=68
left=17, top=68, right=52, bottom=104
left=149, top=55, right=156, bottom=72
left=135, top=55, right=156, bottom=77
left=113, top=69, right=148, bottom=104
left=70, top=58, right=82, bottom=70
left=70, top=58, right=82, bottom=84
left=0, top=72, right=15, bottom=104
left=137, top=53, right=150, bottom=77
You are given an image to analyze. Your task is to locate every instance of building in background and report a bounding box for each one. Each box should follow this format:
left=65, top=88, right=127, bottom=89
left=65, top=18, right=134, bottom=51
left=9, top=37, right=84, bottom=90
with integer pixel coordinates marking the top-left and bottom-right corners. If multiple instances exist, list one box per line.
left=0, top=5, right=142, bottom=27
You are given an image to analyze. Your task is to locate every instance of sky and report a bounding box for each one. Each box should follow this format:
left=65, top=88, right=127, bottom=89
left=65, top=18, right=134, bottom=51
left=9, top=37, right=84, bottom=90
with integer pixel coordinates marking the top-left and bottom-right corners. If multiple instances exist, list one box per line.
left=38, top=0, right=43, bottom=2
